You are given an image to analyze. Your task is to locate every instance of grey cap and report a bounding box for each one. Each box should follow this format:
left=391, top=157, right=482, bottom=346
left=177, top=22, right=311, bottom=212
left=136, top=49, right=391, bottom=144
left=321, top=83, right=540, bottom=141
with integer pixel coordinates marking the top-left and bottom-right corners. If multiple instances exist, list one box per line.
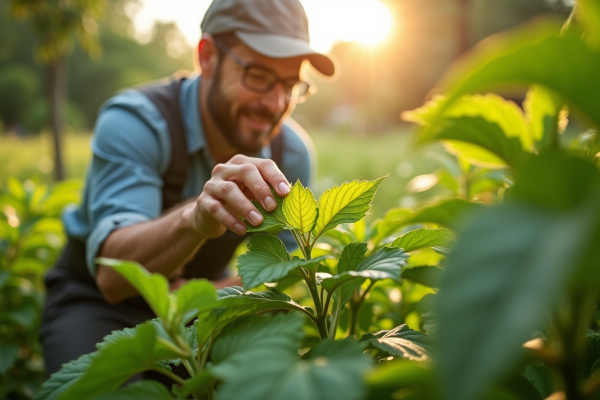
left=201, top=0, right=338, bottom=78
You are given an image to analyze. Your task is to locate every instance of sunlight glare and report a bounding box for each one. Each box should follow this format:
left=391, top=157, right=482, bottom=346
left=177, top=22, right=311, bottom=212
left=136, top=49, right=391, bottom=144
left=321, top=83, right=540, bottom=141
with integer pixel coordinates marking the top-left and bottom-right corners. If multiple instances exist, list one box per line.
left=339, top=0, right=392, bottom=45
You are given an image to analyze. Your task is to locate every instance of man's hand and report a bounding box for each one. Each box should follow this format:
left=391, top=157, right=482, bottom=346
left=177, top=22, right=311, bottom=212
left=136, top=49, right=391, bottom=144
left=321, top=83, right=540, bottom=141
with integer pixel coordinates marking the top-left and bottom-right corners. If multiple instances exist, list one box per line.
left=189, top=155, right=291, bottom=238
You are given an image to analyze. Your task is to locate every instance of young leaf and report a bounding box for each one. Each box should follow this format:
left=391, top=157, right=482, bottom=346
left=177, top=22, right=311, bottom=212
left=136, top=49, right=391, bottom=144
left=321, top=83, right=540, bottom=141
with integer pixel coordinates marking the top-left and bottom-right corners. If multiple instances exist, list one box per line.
left=392, top=227, right=455, bottom=253
left=246, top=188, right=290, bottom=234
left=401, top=266, right=443, bottom=289
left=360, top=324, right=435, bottom=361
left=282, top=180, right=318, bottom=234
left=96, top=258, right=171, bottom=320
left=523, top=85, right=565, bottom=148
left=212, top=337, right=372, bottom=400
left=91, top=381, right=174, bottom=400
left=59, top=323, right=181, bottom=400
left=312, top=176, right=386, bottom=240
left=196, top=287, right=307, bottom=348
left=34, top=353, right=96, bottom=400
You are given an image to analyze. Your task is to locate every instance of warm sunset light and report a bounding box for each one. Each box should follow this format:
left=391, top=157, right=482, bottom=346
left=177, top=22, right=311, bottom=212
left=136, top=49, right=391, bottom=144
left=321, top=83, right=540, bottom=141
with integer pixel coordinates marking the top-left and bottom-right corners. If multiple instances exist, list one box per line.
left=130, top=0, right=394, bottom=52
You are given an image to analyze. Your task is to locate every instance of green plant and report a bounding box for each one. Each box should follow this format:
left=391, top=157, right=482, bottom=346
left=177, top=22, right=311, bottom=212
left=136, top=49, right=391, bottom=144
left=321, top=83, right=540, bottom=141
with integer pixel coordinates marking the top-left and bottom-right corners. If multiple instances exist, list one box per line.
left=34, top=176, right=462, bottom=400
left=1, top=178, right=81, bottom=399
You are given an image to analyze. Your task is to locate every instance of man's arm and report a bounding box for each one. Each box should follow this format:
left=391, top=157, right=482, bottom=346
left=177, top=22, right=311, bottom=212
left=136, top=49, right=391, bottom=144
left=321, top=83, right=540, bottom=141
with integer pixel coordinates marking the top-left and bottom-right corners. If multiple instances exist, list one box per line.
left=96, top=155, right=291, bottom=304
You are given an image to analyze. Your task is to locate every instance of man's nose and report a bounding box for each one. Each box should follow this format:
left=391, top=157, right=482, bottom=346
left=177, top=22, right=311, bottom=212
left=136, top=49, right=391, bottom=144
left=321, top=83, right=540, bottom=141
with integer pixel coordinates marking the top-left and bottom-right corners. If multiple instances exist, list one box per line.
left=259, top=82, right=287, bottom=115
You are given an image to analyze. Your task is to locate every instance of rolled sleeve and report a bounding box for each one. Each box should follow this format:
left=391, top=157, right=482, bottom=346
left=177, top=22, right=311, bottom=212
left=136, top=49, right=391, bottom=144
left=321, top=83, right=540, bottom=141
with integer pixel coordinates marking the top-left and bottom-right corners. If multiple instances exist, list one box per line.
left=83, top=104, right=167, bottom=276
left=86, top=212, right=151, bottom=276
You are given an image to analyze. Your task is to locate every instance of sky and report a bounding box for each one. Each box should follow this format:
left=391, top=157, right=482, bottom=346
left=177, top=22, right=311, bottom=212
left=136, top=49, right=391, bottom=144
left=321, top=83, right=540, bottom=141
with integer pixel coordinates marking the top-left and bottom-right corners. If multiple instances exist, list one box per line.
left=129, top=0, right=393, bottom=53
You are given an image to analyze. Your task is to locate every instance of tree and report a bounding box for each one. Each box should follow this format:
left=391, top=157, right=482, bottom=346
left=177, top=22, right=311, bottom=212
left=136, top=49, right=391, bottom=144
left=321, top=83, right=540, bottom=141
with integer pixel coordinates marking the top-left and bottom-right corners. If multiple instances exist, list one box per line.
left=8, top=0, right=103, bottom=181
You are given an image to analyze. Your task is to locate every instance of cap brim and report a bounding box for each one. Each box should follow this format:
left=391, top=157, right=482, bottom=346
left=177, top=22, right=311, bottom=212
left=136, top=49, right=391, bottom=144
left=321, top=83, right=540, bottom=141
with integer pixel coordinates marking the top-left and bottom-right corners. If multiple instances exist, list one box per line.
left=235, top=31, right=338, bottom=78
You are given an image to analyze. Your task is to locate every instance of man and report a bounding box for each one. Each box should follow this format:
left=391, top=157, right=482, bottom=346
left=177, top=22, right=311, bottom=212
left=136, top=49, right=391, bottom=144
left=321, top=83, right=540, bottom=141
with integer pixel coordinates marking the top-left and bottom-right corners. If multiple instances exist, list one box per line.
left=41, top=0, right=337, bottom=377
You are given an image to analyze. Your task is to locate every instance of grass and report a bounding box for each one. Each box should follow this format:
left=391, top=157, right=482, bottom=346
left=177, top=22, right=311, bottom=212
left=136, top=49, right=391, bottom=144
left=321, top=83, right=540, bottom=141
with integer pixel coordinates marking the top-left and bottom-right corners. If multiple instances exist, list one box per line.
left=0, top=128, right=444, bottom=222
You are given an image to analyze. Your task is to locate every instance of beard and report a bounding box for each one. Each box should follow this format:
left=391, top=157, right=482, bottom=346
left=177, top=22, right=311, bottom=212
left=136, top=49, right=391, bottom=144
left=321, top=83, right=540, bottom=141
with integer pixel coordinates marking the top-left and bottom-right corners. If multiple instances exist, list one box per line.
left=206, top=64, right=285, bottom=154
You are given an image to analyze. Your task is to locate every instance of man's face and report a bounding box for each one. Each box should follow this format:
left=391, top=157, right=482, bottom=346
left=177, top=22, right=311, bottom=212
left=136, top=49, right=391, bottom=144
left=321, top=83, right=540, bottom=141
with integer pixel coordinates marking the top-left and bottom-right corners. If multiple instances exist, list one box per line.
left=206, top=42, right=306, bottom=154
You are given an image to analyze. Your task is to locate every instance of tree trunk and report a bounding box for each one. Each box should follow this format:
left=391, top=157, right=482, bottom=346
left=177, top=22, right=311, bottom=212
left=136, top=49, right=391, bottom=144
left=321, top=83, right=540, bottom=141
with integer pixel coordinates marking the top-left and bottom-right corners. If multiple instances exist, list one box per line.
left=48, top=55, right=66, bottom=181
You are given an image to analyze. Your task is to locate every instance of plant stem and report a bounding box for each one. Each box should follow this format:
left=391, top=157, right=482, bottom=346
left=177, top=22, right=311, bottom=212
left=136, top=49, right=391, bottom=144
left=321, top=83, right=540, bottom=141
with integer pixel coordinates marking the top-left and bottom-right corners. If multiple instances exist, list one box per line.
left=151, top=367, right=186, bottom=386
left=329, top=300, right=342, bottom=339
left=200, top=335, right=215, bottom=370
left=347, top=281, right=375, bottom=337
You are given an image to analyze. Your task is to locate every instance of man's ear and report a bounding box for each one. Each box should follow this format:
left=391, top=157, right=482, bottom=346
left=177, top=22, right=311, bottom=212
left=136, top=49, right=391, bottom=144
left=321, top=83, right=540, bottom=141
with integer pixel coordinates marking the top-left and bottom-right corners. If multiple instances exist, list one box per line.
left=197, top=34, right=218, bottom=79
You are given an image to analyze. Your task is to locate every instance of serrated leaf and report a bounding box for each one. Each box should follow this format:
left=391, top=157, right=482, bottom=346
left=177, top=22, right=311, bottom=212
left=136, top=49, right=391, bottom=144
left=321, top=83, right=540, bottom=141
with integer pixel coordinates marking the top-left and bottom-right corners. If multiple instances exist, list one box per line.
left=58, top=323, right=181, bottom=400
left=35, top=353, right=96, bottom=400
left=282, top=180, right=318, bottom=234
left=392, top=227, right=456, bottom=253
left=238, top=234, right=328, bottom=289
left=327, top=242, right=368, bottom=309
left=360, top=324, right=435, bottom=361
left=212, top=337, right=372, bottom=400
left=91, top=381, right=174, bottom=400
left=96, top=258, right=170, bottom=321
left=211, top=313, right=305, bottom=365
left=173, top=279, right=218, bottom=323
left=0, top=342, right=19, bottom=374
left=323, top=247, right=408, bottom=296
left=196, top=287, right=306, bottom=349
left=246, top=189, right=289, bottom=234
left=312, top=177, right=386, bottom=239
left=402, top=266, right=443, bottom=289
left=523, top=364, right=553, bottom=399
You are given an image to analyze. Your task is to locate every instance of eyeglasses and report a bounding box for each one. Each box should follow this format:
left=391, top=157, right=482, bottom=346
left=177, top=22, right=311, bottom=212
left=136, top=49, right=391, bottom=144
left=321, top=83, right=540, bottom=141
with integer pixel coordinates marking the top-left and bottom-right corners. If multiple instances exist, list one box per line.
left=213, top=38, right=316, bottom=104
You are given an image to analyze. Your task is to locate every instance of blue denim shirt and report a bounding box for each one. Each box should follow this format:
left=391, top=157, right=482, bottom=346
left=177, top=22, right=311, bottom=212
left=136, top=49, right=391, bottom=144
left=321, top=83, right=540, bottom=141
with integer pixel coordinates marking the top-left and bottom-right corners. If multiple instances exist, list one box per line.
left=62, top=74, right=316, bottom=275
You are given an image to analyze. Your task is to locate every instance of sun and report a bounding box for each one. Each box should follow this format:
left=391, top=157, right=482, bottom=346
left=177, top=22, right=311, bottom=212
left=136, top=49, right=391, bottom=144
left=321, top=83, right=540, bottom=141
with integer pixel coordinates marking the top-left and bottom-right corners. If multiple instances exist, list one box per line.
left=302, top=0, right=393, bottom=52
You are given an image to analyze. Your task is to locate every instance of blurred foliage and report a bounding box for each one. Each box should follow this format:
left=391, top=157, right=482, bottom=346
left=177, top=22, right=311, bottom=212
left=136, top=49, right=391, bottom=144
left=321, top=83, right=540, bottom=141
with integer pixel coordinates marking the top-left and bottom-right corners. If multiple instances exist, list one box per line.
left=0, top=0, right=192, bottom=132
left=0, top=179, right=81, bottom=399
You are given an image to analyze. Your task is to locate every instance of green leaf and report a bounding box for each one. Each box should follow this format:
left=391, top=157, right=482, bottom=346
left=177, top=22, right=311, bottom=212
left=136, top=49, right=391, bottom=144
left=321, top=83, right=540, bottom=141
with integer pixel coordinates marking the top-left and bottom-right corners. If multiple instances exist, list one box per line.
left=0, top=342, right=19, bottom=374
left=578, top=0, right=600, bottom=50
left=8, top=298, right=37, bottom=328
left=173, top=279, right=218, bottom=323
left=213, top=337, right=372, bottom=400
left=437, top=200, right=600, bottom=400
left=237, top=234, right=328, bottom=289
left=327, top=242, right=368, bottom=310
left=402, top=266, right=443, bottom=289
left=523, top=364, right=553, bottom=399
left=360, top=324, right=434, bottom=361
left=246, top=188, right=290, bottom=235
left=0, top=270, right=10, bottom=289
left=196, top=287, right=306, bottom=349
left=312, top=176, right=386, bottom=239
left=369, top=208, right=412, bottom=246
left=90, top=381, right=174, bottom=400
left=96, top=258, right=171, bottom=321
left=336, top=242, right=368, bottom=274
left=392, top=227, right=455, bottom=252
left=428, top=117, right=528, bottom=169
left=282, top=180, right=318, bottom=234
left=441, top=22, right=600, bottom=130
left=175, top=370, right=214, bottom=399
left=211, top=313, right=305, bottom=365
left=59, top=323, right=181, bottom=400
left=323, top=247, right=408, bottom=295
left=402, top=93, right=533, bottom=149
left=365, top=360, right=438, bottom=398
left=35, top=353, right=96, bottom=400
left=523, top=85, right=565, bottom=148
left=378, top=199, right=484, bottom=235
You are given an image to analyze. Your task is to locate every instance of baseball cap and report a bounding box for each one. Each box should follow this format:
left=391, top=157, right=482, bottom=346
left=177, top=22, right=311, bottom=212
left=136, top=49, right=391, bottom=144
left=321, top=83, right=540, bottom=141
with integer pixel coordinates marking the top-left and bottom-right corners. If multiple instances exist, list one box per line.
left=201, top=0, right=338, bottom=78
